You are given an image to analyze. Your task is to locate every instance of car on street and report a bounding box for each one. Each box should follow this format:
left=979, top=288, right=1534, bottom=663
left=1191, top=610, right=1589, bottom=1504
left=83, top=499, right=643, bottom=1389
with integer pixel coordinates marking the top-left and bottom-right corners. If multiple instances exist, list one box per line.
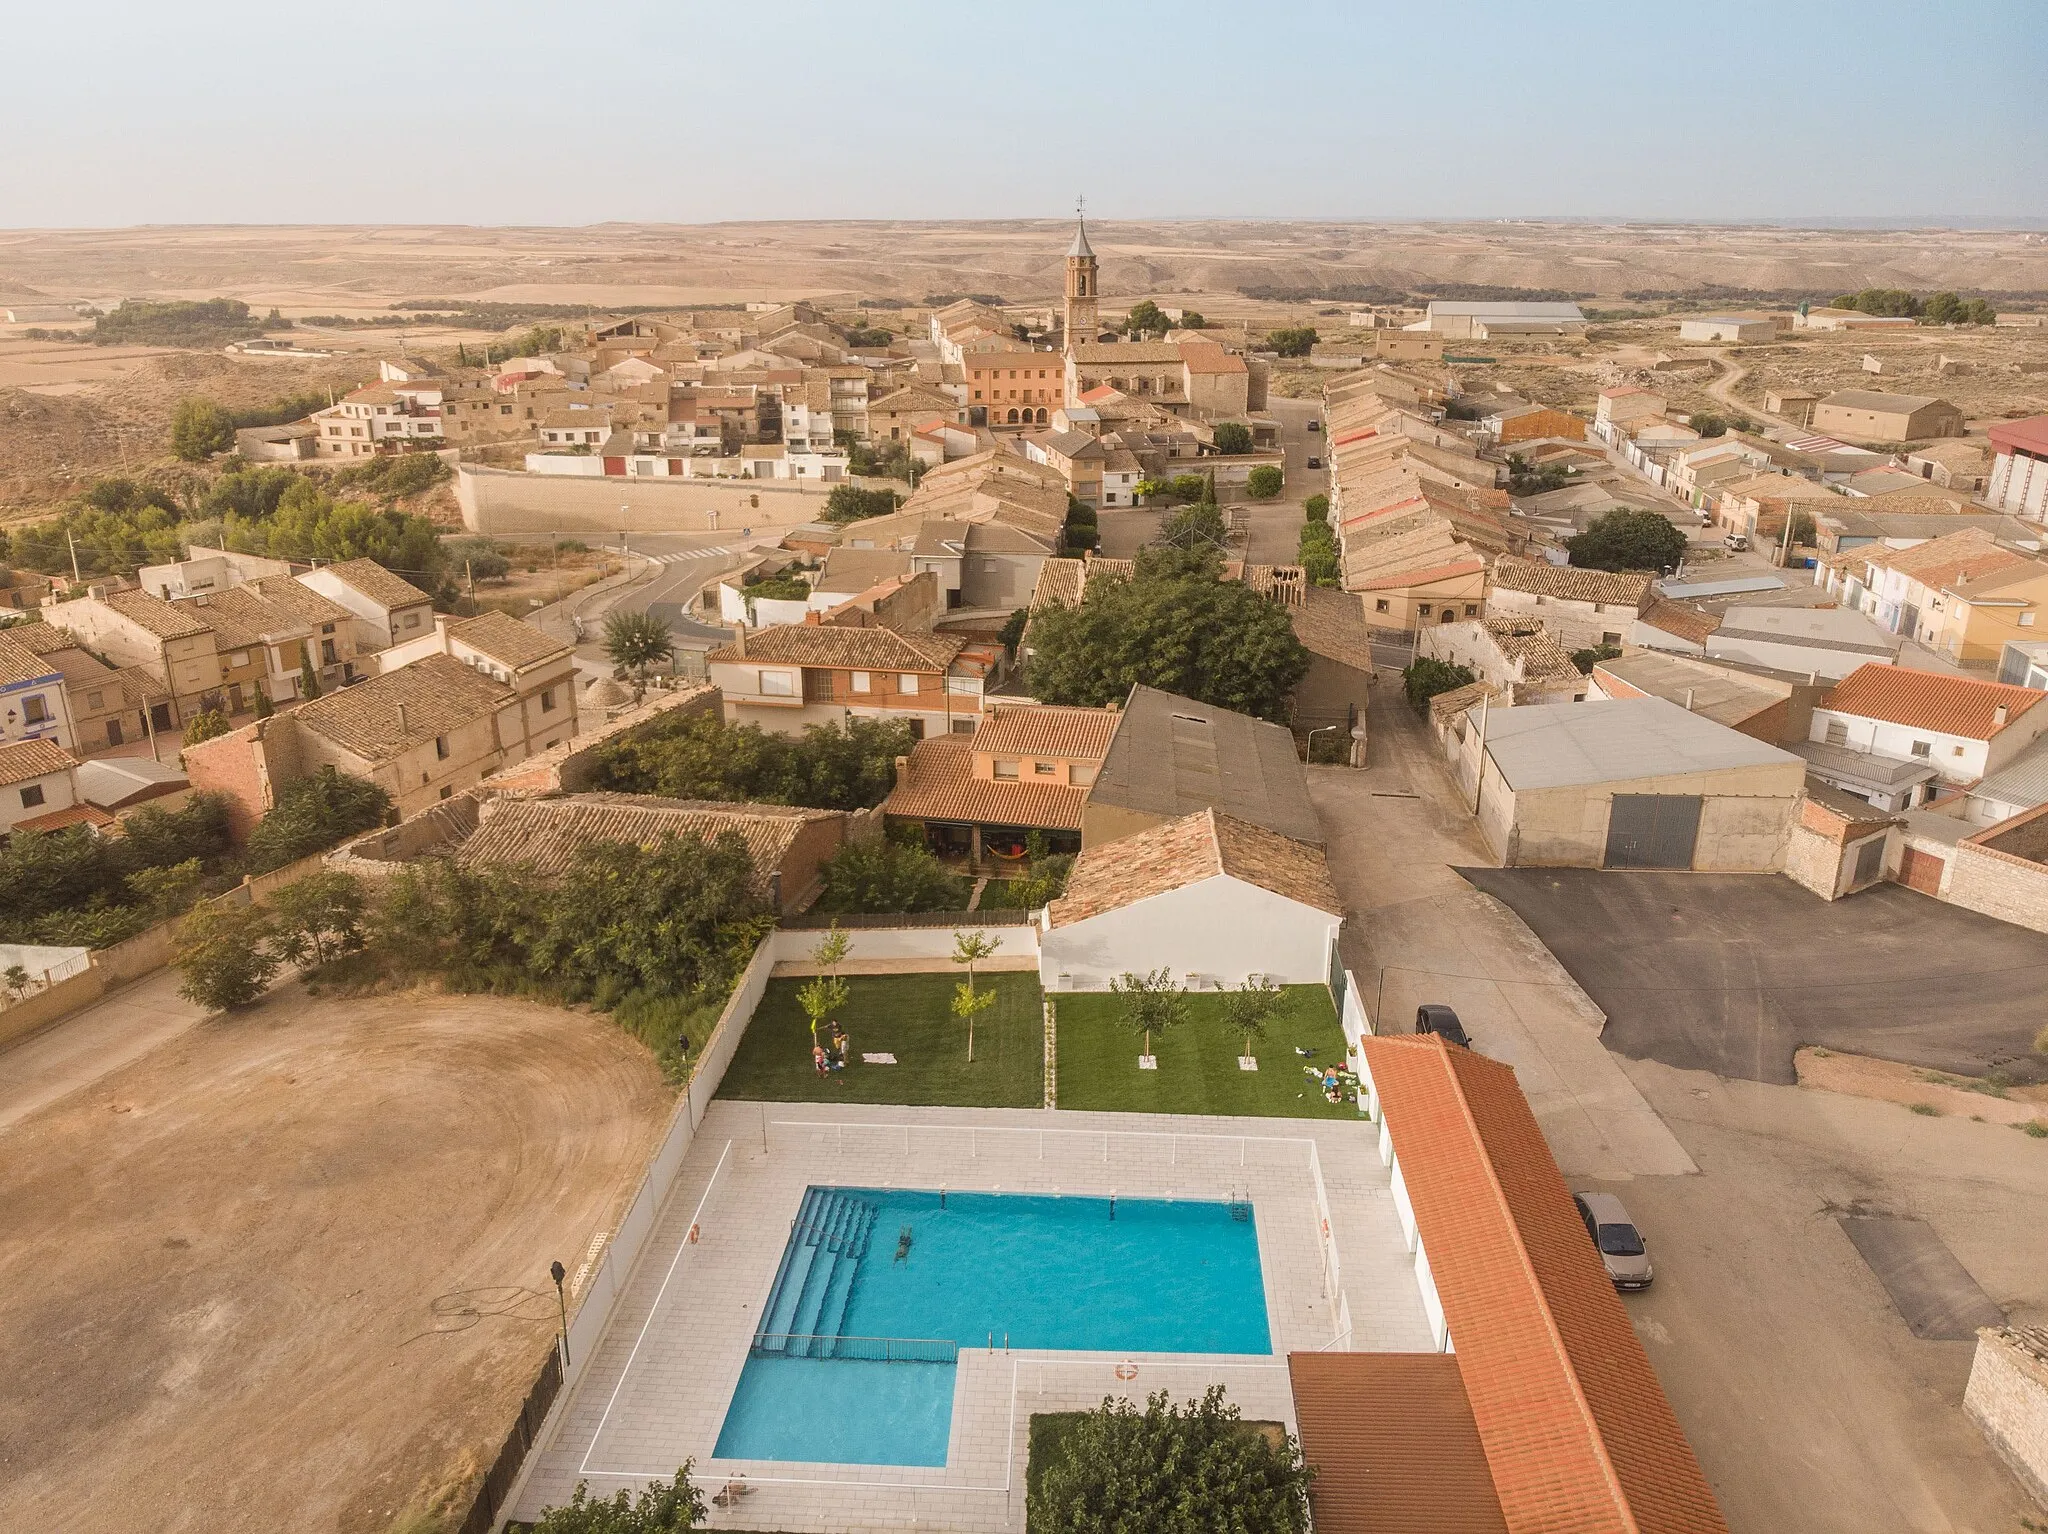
left=1723, top=532, right=1749, bottom=552
left=1306, top=419, right=1320, bottom=432
left=1573, top=1191, right=1654, bottom=1289
left=1307, top=456, right=1322, bottom=469
left=1414, top=1004, right=1470, bottom=1047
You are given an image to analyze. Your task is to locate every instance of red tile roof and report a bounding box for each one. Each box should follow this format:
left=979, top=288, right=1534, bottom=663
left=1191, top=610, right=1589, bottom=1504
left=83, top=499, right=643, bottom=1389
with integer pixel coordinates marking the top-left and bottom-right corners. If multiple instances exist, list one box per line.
left=1821, top=662, right=2045, bottom=740
left=973, top=703, right=1120, bottom=761
left=1048, top=808, right=1341, bottom=924
left=13, top=802, right=115, bottom=834
left=0, top=737, right=77, bottom=788
left=881, top=733, right=1089, bottom=830
left=1287, top=1352, right=1508, bottom=1534
left=1361, top=1036, right=1728, bottom=1534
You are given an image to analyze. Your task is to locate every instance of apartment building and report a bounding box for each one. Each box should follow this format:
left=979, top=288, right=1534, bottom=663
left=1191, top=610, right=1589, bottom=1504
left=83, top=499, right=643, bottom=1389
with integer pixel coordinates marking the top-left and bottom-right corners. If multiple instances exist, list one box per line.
left=311, top=383, right=445, bottom=458
left=1822, top=527, right=2048, bottom=662
left=47, top=589, right=226, bottom=722
left=296, top=559, right=437, bottom=652
left=706, top=622, right=999, bottom=740
left=0, top=629, right=75, bottom=751
left=1, top=621, right=148, bottom=750
left=375, top=610, right=578, bottom=759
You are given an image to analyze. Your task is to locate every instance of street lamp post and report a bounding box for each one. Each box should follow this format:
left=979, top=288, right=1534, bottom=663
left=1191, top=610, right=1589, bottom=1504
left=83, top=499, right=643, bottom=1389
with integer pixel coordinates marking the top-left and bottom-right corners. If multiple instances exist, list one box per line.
left=550, top=1260, right=570, bottom=1368
left=1306, top=724, right=1342, bottom=763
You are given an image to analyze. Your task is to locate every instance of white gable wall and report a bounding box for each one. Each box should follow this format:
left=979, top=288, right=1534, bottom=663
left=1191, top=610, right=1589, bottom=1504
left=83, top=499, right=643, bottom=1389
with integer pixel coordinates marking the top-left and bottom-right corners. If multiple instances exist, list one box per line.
left=1038, top=872, right=1340, bottom=992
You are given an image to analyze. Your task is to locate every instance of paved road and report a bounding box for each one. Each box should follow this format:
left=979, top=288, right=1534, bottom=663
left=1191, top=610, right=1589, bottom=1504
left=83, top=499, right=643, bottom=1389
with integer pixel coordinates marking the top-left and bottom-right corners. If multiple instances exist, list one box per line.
left=0, top=968, right=209, bottom=1135
left=1464, top=867, right=2048, bottom=1085
left=1607, top=1059, right=2044, bottom=1533
left=1309, top=690, right=1695, bottom=1179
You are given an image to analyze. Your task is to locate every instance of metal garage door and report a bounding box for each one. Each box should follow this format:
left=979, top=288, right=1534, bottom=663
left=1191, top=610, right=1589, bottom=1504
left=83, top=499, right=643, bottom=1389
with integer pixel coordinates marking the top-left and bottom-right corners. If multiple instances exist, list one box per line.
left=1897, top=846, right=1945, bottom=894
left=1603, top=794, right=1703, bottom=869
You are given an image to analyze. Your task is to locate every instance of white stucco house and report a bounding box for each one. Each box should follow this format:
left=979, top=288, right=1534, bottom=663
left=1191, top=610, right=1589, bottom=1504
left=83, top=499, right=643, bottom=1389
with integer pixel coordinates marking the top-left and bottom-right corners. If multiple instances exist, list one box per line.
left=1037, top=807, right=1344, bottom=992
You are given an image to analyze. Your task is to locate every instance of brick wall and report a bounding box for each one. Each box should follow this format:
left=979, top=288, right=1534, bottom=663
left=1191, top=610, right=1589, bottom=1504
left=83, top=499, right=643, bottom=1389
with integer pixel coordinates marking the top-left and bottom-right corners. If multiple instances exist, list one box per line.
left=1964, top=1327, right=2048, bottom=1512
left=1945, top=839, right=2048, bottom=935
left=182, top=716, right=298, bottom=840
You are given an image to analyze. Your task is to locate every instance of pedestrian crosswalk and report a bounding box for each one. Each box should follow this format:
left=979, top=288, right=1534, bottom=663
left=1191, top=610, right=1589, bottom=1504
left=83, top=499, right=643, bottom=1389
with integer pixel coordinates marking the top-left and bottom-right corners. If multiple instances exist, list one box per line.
left=602, top=543, right=744, bottom=564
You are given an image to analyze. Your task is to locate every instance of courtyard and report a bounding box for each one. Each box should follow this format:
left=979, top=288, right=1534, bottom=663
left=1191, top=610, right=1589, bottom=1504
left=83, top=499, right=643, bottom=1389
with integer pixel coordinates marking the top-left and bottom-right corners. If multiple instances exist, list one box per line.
left=505, top=1100, right=1430, bottom=1534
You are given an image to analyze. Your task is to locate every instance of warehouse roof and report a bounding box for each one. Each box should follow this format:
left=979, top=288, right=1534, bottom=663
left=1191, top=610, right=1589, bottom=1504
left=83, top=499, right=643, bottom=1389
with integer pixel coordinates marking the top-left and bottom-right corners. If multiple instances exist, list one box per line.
left=1090, top=685, right=1322, bottom=844
left=1481, top=696, right=1801, bottom=791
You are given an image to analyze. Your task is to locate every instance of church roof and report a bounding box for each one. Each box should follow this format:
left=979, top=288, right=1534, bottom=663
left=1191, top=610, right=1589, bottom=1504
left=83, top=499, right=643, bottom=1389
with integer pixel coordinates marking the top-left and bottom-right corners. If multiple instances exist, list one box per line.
left=1067, top=214, right=1095, bottom=260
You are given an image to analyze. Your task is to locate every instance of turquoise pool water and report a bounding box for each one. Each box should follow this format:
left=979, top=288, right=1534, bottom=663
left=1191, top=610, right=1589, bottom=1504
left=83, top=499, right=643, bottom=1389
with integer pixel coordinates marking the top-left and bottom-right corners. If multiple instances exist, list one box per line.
left=713, top=1186, right=1269, bottom=1467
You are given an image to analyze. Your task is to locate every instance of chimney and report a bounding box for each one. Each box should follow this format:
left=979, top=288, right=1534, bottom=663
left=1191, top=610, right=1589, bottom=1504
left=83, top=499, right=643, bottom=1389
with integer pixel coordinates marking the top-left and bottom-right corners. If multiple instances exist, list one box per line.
left=396, top=702, right=409, bottom=735
left=893, top=754, right=910, bottom=791
left=1684, top=688, right=1695, bottom=711
left=734, top=622, right=747, bottom=658
left=805, top=610, right=822, bottom=625
left=1995, top=704, right=2010, bottom=727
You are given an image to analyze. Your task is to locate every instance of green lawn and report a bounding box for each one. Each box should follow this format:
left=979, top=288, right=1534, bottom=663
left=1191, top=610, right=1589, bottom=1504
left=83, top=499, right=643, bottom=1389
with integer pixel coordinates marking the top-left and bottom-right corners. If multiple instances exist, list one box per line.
left=1054, top=985, right=1355, bottom=1118
left=716, top=972, right=1044, bottom=1108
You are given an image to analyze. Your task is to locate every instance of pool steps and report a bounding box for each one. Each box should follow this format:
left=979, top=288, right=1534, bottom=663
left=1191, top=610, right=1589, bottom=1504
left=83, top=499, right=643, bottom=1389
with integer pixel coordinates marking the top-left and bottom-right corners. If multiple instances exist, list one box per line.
left=754, top=1189, right=878, bottom=1358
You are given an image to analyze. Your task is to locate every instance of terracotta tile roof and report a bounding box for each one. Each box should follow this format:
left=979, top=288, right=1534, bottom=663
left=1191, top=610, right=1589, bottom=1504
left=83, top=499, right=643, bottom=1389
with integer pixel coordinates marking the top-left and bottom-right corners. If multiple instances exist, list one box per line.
left=1428, top=680, right=1501, bottom=723
left=1286, top=1352, right=1508, bottom=1534
left=14, top=802, right=115, bottom=834
left=0, top=630, right=61, bottom=689
left=248, top=575, right=359, bottom=629
left=1289, top=584, right=1374, bottom=664
left=1490, top=557, right=1655, bottom=609
left=0, top=737, right=77, bottom=788
left=310, top=559, right=432, bottom=611
left=1177, top=340, right=1247, bottom=375
left=292, top=652, right=511, bottom=763
left=455, top=792, right=832, bottom=893
left=1637, top=597, right=1719, bottom=645
left=0, top=621, right=80, bottom=658
left=708, top=623, right=964, bottom=672
left=973, top=704, right=1120, bottom=760
left=450, top=611, right=569, bottom=671
left=1820, top=662, right=2045, bottom=740
left=1476, top=615, right=1582, bottom=683
left=98, top=589, right=213, bottom=641
left=1029, top=557, right=1086, bottom=612
left=1361, top=1035, right=1729, bottom=1534
left=882, top=733, right=1089, bottom=831
left=1050, top=807, right=1341, bottom=925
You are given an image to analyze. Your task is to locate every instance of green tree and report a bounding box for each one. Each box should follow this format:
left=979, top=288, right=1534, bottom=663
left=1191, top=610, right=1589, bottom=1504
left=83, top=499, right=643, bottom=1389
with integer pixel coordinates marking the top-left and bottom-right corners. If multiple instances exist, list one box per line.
left=1029, top=1387, right=1312, bottom=1534
left=299, top=659, right=321, bottom=701
left=126, top=857, right=205, bottom=921
left=182, top=707, right=232, bottom=747
left=1111, top=966, right=1188, bottom=1061
left=447, top=537, right=512, bottom=582
left=1222, top=975, right=1283, bottom=1062
left=823, top=484, right=900, bottom=523
left=1025, top=570, right=1310, bottom=722
left=170, top=397, right=237, bottom=462
left=587, top=711, right=911, bottom=811
left=1246, top=464, right=1284, bottom=500
left=1565, top=507, right=1687, bottom=574
left=1123, top=300, right=1171, bottom=338
left=1571, top=643, right=1623, bottom=675
left=816, top=837, right=962, bottom=914
left=173, top=901, right=282, bottom=1012
left=251, top=687, right=275, bottom=720
left=998, top=607, right=1029, bottom=659
left=265, top=869, right=369, bottom=967
left=950, top=929, right=1003, bottom=1061
left=796, top=973, right=849, bottom=1051
left=1206, top=425, right=1250, bottom=460
left=1922, top=291, right=1995, bottom=326
left=529, top=1464, right=706, bottom=1533
left=243, top=766, right=392, bottom=874
left=604, top=610, right=676, bottom=678
left=3, top=963, right=29, bottom=999
left=1401, top=656, right=1477, bottom=715
left=1689, top=411, right=1727, bottom=439
left=1304, top=493, right=1329, bottom=522
left=1158, top=500, right=1228, bottom=553
left=1180, top=309, right=1207, bottom=328
left=1266, top=326, right=1319, bottom=358
left=1298, top=520, right=1340, bottom=586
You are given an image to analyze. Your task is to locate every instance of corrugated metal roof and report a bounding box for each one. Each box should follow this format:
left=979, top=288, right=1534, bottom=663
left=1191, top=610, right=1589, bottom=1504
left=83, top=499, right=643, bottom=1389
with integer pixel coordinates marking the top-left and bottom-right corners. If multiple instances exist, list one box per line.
left=1482, top=696, right=1803, bottom=791
left=1287, top=1352, right=1508, bottom=1534
left=1362, top=1036, right=1729, bottom=1534
left=1090, top=685, right=1323, bottom=845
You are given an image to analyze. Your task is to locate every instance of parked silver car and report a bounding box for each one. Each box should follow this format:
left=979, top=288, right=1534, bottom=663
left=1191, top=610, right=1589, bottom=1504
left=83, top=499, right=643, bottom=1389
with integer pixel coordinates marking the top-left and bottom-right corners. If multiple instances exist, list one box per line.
left=1573, top=1191, right=1654, bottom=1290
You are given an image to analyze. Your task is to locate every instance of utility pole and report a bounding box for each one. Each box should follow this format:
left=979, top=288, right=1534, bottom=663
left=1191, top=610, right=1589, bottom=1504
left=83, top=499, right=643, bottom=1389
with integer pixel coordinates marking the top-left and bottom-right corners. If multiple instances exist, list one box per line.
left=66, top=532, right=80, bottom=583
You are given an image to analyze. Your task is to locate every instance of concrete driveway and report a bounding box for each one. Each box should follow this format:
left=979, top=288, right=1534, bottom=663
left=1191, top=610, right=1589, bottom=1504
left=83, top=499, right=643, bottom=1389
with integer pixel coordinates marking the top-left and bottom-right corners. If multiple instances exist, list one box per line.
left=1309, top=693, right=1695, bottom=1179
left=1461, top=867, right=2048, bottom=1085
left=1605, top=1059, right=2045, bottom=1533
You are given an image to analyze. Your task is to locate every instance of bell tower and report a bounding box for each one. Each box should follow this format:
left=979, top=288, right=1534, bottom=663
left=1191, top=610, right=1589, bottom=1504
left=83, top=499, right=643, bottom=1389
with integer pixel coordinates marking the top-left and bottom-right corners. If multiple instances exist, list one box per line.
left=1063, top=196, right=1099, bottom=350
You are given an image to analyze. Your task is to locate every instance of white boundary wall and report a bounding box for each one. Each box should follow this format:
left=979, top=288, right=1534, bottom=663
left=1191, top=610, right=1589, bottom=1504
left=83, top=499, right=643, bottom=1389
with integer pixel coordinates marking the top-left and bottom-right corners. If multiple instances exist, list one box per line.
left=769, top=925, right=1040, bottom=964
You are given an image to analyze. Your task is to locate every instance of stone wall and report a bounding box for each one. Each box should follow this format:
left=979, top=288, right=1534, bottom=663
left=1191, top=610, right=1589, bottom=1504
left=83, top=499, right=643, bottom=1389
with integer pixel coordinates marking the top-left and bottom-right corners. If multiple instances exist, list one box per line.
left=1965, top=1326, right=2048, bottom=1512
left=455, top=465, right=828, bottom=537
left=480, top=683, right=721, bottom=796
left=1945, top=837, right=2048, bottom=935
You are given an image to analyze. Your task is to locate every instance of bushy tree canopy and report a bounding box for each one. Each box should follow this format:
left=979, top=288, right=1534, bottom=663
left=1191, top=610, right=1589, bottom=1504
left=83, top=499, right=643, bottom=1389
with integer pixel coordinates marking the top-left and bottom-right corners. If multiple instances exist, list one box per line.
left=1565, top=507, right=1687, bottom=574
left=1025, top=565, right=1309, bottom=722
left=170, top=397, right=236, bottom=462
left=589, top=711, right=914, bottom=811
left=1266, top=327, right=1319, bottom=358
left=816, top=838, right=962, bottom=915
left=242, top=767, right=392, bottom=874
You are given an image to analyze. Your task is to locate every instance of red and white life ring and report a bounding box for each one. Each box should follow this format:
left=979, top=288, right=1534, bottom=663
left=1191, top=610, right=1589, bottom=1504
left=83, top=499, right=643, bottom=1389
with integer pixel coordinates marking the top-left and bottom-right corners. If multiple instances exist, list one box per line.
left=1113, top=1362, right=1138, bottom=1381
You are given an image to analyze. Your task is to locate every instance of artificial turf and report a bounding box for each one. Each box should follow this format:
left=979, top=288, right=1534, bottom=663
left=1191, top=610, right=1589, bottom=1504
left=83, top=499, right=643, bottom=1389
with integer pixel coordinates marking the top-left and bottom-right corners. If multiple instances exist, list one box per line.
left=1052, top=985, right=1355, bottom=1119
left=715, top=972, right=1045, bottom=1108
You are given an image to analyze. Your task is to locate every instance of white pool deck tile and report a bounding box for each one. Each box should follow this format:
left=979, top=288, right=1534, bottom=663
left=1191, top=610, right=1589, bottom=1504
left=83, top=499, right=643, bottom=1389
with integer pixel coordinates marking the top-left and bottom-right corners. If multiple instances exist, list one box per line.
left=509, top=1102, right=1434, bottom=1533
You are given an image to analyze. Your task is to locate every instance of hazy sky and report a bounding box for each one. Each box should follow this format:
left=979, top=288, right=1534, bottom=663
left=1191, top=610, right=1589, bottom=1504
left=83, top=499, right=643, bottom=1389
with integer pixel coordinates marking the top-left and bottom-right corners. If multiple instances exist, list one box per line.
left=5, top=0, right=2044, bottom=228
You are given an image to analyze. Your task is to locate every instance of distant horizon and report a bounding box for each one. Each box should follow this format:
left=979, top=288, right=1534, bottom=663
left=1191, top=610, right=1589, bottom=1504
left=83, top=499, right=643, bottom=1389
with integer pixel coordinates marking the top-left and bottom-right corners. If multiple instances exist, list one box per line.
left=1, top=0, right=2039, bottom=228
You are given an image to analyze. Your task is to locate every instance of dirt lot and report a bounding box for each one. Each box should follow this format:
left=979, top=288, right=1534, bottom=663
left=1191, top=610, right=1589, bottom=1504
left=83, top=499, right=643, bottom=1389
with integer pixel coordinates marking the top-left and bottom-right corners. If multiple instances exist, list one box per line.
left=0, top=984, right=672, bottom=1534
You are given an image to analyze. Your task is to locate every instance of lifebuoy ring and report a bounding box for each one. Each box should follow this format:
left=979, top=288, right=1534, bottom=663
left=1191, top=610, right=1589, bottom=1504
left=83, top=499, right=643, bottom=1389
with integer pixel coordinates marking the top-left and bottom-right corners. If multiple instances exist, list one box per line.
left=1114, top=1362, right=1138, bottom=1381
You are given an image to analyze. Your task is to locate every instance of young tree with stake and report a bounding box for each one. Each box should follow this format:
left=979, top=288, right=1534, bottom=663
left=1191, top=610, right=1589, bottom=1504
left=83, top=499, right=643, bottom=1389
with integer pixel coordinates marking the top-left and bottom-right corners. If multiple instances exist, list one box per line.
left=1222, top=975, right=1283, bottom=1065
left=950, top=929, right=1002, bottom=1061
left=1111, top=967, right=1189, bottom=1064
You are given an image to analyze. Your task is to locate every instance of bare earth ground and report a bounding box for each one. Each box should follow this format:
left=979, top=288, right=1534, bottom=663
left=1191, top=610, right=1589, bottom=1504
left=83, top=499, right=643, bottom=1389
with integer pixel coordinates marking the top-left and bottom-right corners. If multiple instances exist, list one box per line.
left=0, top=984, right=671, bottom=1534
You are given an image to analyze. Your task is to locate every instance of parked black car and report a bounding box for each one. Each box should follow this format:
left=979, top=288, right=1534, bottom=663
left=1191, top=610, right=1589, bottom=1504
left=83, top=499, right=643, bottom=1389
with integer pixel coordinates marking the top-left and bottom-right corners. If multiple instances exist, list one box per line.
left=1414, top=1004, right=1470, bottom=1047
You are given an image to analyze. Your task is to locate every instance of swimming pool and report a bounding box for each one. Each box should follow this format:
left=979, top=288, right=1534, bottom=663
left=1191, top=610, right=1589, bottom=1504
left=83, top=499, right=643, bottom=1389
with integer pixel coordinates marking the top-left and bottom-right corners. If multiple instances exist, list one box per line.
left=713, top=1186, right=1270, bottom=1467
